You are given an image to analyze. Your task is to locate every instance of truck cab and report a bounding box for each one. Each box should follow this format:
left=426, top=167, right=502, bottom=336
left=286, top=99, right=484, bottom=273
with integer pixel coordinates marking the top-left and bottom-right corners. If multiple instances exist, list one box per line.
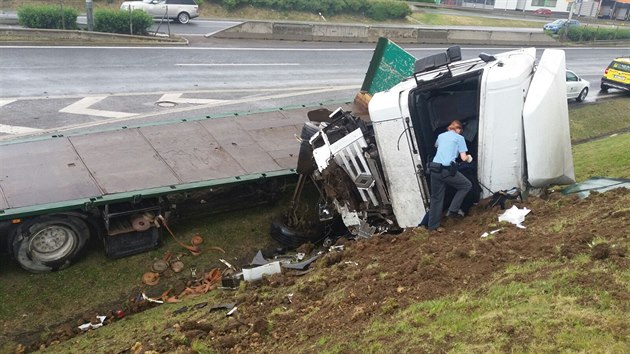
left=305, top=45, right=575, bottom=235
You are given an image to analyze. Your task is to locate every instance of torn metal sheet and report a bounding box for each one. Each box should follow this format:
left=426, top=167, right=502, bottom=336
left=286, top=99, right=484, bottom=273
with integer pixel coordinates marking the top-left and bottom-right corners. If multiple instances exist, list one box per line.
left=562, top=177, right=630, bottom=199
left=251, top=250, right=269, bottom=266
left=280, top=254, right=321, bottom=270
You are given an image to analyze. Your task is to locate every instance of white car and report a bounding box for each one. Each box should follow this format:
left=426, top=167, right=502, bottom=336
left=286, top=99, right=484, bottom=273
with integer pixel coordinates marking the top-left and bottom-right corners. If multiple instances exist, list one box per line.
left=566, top=70, right=589, bottom=102
left=120, top=0, right=199, bottom=24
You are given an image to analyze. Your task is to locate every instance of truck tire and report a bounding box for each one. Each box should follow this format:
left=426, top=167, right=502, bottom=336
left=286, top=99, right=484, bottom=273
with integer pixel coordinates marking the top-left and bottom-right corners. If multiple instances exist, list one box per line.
left=12, top=215, right=90, bottom=273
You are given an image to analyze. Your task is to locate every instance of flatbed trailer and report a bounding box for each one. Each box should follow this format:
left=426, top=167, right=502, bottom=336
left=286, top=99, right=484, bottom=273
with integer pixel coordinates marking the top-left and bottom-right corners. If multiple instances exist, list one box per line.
left=0, top=101, right=367, bottom=272
left=0, top=37, right=412, bottom=273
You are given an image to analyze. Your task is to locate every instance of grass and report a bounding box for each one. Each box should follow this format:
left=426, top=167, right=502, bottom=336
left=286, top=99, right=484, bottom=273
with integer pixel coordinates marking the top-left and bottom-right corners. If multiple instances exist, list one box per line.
left=350, top=258, right=629, bottom=353
left=408, top=12, right=540, bottom=28
left=0, top=102, right=627, bottom=352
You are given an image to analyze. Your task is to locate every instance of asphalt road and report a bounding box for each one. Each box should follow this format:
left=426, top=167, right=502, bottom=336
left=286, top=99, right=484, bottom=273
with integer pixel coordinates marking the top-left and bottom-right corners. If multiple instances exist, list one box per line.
left=0, top=40, right=628, bottom=140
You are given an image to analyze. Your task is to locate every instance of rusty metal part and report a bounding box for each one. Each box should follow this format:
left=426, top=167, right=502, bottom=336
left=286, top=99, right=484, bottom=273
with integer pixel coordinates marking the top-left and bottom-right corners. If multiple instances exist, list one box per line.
left=191, top=235, right=203, bottom=246
left=151, top=259, right=169, bottom=273
left=131, top=214, right=151, bottom=232
left=142, top=272, right=160, bottom=286
left=170, top=260, right=185, bottom=273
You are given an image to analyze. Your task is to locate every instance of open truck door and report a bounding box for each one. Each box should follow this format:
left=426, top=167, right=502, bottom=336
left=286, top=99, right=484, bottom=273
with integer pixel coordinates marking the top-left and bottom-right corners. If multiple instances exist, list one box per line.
left=523, top=49, right=576, bottom=187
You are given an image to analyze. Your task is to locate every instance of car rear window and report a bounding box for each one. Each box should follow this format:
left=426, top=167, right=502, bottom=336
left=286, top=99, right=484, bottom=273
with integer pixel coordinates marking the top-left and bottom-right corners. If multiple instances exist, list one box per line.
left=610, top=61, right=630, bottom=73
left=167, top=0, right=196, bottom=4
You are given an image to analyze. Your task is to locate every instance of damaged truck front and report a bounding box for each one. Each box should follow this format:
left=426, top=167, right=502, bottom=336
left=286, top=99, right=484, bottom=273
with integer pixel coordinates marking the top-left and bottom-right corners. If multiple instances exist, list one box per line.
left=281, top=42, right=575, bottom=243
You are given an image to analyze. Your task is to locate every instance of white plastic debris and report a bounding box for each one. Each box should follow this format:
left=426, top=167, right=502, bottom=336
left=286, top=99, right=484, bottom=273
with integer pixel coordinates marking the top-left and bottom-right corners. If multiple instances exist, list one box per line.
left=481, top=228, right=503, bottom=238
left=498, top=205, right=531, bottom=228
left=242, top=261, right=281, bottom=281
left=78, top=315, right=107, bottom=331
left=142, top=293, right=164, bottom=304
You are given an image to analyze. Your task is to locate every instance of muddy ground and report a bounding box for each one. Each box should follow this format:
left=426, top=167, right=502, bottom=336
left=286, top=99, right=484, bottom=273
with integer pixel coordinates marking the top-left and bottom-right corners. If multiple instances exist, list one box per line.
left=14, top=188, right=630, bottom=353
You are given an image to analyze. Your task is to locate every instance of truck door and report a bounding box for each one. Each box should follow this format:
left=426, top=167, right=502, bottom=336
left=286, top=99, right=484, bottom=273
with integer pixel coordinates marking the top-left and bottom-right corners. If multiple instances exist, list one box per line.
left=523, top=49, right=575, bottom=187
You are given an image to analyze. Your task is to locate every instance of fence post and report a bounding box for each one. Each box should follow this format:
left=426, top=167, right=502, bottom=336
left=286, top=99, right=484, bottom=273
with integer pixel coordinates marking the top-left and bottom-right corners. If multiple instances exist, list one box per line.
left=61, top=3, right=65, bottom=30
left=86, top=0, right=94, bottom=31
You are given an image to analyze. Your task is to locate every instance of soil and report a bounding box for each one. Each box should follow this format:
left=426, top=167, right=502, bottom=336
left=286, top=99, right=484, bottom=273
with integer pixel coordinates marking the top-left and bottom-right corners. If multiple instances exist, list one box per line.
left=12, top=188, right=630, bottom=353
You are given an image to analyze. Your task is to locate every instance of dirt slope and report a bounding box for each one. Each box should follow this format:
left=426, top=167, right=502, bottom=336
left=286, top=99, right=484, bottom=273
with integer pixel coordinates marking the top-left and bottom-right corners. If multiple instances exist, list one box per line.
left=19, top=188, right=630, bottom=353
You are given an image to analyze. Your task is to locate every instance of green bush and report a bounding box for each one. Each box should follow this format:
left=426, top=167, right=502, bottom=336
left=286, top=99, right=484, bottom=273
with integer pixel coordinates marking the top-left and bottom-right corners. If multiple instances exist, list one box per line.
left=566, top=26, right=630, bottom=41
left=94, top=9, right=154, bottom=35
left=17, top=5, right=78, bottom=30
left=366, top=0, right=410, bottom=20
left=209, top=0, right=410, bottom=20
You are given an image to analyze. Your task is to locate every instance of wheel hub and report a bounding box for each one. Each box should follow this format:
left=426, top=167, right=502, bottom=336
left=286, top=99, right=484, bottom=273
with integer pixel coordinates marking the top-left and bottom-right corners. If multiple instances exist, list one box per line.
left=29, top=226, right=75, bottom=261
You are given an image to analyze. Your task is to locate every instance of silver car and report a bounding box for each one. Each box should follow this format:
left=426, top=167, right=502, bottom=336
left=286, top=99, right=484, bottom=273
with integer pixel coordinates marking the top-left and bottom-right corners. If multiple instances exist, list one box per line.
left=120, top=0, right=199, bottom=24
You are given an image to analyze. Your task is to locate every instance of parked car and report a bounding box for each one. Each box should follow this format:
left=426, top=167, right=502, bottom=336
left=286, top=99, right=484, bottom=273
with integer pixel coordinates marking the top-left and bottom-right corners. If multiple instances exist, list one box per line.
left=543, top=19, right=580, bottom=34
left=120, top=0, right=199, bottom=24
left=566, top=70, right=589, bottom=102
left=533, top=8, right=552, bottom=16
left=600, top=57, right=630, bottom=92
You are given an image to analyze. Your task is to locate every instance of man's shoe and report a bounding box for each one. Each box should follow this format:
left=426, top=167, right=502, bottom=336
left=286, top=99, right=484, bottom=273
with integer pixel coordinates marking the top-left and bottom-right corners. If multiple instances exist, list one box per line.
left=446, top=209, right=465, bottom=219
left=429, top=226, right=445, bottom=233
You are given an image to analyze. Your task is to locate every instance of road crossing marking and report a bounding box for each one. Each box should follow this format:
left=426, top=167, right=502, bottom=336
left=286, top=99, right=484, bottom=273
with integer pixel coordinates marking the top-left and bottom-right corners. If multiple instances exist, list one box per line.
left=158, top=93, right=227, bottom=105
left=0, top=99, right=17, bottom=107
left=0, top=124, right=42, bottom=134
left=59, top=96, right=137, bottom=119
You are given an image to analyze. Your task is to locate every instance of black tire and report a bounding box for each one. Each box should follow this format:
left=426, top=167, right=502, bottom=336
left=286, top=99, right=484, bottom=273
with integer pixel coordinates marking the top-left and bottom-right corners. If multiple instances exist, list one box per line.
left=177, top=12, right=190, bottom=24
left=270, top=219, right=322, bottom=249
left=576, top=87, right=588, bottom=102
left=600, top=83, right=609, bottom=92
left=12, top=215, right=90, bottom=273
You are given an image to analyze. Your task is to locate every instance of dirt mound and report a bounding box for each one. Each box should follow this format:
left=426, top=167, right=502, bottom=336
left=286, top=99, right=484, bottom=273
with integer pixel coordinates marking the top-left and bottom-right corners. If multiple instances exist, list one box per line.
left=21, top=189, right=630, bottom=352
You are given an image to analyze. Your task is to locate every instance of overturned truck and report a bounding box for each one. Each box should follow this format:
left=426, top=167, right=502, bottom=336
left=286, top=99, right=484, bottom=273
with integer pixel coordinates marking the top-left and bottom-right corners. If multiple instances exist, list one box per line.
left=275, top=41, right=575, bottom=245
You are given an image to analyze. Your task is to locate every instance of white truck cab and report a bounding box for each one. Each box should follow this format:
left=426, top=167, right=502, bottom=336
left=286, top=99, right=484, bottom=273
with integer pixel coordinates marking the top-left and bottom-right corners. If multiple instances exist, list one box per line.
left=308, top=46, right=575, bottom=234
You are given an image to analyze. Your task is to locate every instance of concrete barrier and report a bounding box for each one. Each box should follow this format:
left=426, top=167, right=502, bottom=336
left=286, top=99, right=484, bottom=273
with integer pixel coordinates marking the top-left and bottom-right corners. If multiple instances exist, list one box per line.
left=416, top=29, right=450, bottom=44
left=212, top=21, right=562, bottom=46
left=207, top=21, right=273, bottom=40
left=272, top=23, right=313, bottom=41
left=368, top=26, right=417, bottom=43
left=0, top=27, right=187, bottom=45
left=313, top=24, right=369, bottom=42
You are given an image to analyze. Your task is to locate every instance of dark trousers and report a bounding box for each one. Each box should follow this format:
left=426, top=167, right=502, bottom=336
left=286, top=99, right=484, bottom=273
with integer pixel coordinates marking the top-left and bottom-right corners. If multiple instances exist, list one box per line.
left=428, top=169, right=472, bottom=230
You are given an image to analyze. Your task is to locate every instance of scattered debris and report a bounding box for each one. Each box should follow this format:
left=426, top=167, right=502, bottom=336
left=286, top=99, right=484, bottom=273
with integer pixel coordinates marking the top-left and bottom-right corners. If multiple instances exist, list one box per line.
left=498, top=205, right=531, bottom=228
left=243, top=261, right=282, bottom=281
left=142, top=293, right=164, bottom=304
left=209, top=303, right=236, bottom=312
left=142, top=272, right=160, bottom=286
left=78, top=315, right=106, bottom=331
left=481, top=228, right=503, bottom=238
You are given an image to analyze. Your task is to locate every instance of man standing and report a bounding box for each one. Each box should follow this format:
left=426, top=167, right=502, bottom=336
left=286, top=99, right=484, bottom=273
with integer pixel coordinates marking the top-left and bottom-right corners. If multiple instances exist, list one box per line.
left=427, top=120, right=473, bottom=231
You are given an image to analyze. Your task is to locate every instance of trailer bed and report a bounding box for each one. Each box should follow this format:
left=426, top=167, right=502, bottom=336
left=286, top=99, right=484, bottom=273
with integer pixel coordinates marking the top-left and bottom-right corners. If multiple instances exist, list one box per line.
left=0, top=101, right=366, bottom=220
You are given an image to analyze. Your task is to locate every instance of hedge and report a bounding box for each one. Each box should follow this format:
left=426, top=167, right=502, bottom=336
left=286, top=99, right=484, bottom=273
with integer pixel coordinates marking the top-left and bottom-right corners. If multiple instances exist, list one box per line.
left=94, top=9, right=154, bottom=35
left=566, top=26, right=630, bottom=41
left=209, top=0, right=411, bottom=20
left=17, top=5, right=78, bottom=30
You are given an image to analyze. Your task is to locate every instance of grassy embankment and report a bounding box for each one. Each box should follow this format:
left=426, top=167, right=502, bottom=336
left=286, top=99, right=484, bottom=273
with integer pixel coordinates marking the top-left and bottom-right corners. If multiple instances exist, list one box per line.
left=0, top=97, right=628, bottom=353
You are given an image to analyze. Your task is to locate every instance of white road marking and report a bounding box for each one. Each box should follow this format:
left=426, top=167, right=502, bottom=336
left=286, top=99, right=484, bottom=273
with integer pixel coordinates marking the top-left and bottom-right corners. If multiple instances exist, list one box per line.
left=175, top=63, right=299, bottom=66
left=59, top=96, right=137, bottom=118
left=0, top=85, right=359, bottom=141
left=158, top=93, right=226, bottom=105
left=0, top=99, right=16, bottom=107
left=0, top=124, right=42, bottom=134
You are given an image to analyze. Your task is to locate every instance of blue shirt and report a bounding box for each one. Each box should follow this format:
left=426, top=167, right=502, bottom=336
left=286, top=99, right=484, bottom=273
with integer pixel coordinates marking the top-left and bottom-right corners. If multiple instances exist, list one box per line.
left=432, top=130, right=468, bottom=166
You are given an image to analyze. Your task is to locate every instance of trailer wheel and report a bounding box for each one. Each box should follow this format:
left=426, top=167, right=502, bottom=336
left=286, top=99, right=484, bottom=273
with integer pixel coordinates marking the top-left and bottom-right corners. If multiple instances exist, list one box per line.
left=12, top=215, right=90, bottom=273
